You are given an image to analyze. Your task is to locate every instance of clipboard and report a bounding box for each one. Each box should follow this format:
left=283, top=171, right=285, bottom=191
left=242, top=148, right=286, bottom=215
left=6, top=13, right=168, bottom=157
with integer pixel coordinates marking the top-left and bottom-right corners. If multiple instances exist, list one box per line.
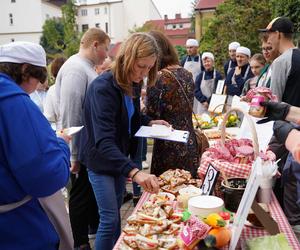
left=135, top=126, right=190, bottom=143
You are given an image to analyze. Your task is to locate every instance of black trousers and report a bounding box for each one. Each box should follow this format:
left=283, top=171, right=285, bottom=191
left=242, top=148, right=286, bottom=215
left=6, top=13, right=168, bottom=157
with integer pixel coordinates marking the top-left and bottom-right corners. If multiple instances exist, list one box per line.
left=69, top=164, right=99, bottom=247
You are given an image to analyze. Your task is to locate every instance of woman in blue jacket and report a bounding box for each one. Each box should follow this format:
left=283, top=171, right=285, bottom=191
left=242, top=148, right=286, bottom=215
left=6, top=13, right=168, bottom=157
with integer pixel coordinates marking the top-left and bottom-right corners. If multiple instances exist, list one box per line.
left=0, top=42, right=71, bottom=249
left=80, top=33, right=169, bottom=250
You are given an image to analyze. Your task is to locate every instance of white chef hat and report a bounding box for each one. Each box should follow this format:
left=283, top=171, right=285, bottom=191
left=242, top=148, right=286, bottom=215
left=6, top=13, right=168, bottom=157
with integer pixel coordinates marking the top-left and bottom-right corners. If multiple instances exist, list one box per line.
left=236, top=46, right=251, bottom=57
left=0, top=41, right=46, bottom=67
left=186, top=39, right=199, bottom=47
left=228, top=41, right=240, bottom=50
left=202, top=52, right=214, bottom=61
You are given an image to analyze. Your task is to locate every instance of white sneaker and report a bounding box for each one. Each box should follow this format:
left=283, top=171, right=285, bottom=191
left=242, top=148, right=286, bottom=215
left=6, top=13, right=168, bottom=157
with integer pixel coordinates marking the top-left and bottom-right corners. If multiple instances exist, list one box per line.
left=142, top=162, right=149, bottom=169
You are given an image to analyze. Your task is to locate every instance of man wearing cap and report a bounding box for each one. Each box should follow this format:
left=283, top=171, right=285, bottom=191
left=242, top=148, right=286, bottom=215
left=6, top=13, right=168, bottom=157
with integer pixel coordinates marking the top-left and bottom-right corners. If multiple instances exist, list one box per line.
left=0, top=41, right=71, bottom=249
left=259, top=16, right=300, bottom=240
left=259, top=17, right=300, bottom=106
left=224, top=41, right=240, bottom=77
left=195, top=52, right=222, bottom=112
left=224, top=46, right=253, bottom=100
left=55, top=28, right=110, bottom=250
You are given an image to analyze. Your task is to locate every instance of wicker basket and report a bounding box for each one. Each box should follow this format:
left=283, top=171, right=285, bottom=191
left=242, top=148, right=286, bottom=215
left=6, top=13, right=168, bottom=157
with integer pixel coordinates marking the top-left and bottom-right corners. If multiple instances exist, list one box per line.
left=198, top=107, right=259, bottom=197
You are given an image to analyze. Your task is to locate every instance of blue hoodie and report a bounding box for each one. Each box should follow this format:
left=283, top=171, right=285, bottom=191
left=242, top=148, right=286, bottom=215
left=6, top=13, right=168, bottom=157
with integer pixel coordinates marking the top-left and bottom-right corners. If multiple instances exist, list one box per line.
left=0, top=73, right=70, bottom=250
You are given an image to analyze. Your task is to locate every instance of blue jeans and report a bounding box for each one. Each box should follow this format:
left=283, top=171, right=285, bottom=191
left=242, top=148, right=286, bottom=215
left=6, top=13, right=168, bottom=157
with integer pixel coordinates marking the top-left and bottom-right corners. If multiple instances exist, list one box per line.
left=88, top=170, right=126, bottom=250
left=131, top=138, right=144, bottom=197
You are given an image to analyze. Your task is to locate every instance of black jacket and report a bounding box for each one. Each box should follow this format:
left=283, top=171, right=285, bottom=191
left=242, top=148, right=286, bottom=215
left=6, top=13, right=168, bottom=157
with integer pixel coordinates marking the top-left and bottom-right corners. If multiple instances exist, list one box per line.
left=79, top=71, right=151, bottom=176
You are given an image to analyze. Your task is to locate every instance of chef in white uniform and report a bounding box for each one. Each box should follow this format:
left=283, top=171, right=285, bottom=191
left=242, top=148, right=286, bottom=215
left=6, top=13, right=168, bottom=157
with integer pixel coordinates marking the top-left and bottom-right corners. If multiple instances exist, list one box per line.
left=181, top=38, right=203, bottom=113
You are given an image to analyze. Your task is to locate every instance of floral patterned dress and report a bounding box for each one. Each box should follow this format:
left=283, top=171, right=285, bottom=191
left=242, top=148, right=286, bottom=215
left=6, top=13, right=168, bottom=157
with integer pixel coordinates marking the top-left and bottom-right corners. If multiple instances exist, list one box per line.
left=147, top=66, right=199, bottom=177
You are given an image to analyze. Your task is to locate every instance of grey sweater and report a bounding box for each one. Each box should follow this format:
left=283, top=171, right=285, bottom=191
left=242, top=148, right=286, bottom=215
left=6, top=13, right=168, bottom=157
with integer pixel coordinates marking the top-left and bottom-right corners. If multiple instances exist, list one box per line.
left=55, top=53, right=98, bottom=162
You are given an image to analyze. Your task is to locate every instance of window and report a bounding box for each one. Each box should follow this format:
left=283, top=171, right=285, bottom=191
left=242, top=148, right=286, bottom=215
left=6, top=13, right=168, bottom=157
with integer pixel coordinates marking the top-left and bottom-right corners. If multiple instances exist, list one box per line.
left=104, top=7, right=108, bottom=14
left=95, top=23, right=100, bottom=28
left=95, top=8, right=99, bottom=15
left=82, top=24, right=89, bottom=32
left=179, top=24, right=183, bottom=29
left=105, top=22, right=108, bottom=33
left=11, top=38, right=15, bottom=42
left=81, top=9, right=87, bottom=16
left=11, top=0, right=16, bottom=3
left=172, top=24, right=176, bottom=29
left=9, top=13, right=13, bottom=25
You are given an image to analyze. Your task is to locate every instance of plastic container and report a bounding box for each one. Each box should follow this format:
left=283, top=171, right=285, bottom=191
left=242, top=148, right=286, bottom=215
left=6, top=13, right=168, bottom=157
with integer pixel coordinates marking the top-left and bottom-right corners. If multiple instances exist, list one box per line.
left=177, top=185, right=202, bottom=209
left=188, top=195, right=224, bottom=218
left=221, top=178, right=247, bottom=212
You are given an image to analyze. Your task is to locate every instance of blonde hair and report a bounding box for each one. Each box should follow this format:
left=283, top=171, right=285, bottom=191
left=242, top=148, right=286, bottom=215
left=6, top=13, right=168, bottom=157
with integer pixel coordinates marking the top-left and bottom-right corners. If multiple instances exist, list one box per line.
left=250, top=53, right=266, bottom=66
left=112, top=33, right=159, bottom=96
left=80, top=28, right=110, bottom=48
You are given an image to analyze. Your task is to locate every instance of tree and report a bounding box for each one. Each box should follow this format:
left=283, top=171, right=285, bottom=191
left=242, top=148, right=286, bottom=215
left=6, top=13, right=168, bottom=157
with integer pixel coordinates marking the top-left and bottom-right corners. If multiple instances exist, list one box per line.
left=270, top=0, right=300, bottom=46
left=40, top=18, right=65, bottom=55
left=190, top=0, right=198, bottom=33
left=199, top=0, right=272, bottom=71
left=61, top=0, right=80, bottom=57
left=175, top=45, right=187, bottom=61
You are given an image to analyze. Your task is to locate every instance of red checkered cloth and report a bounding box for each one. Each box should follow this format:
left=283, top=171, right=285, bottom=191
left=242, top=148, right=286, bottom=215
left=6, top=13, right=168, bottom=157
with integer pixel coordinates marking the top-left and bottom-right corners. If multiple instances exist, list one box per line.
left=222, top=192, right=300, bottom=250
left=114, top=192, right=300, bottom=250
left=198, top=152, right=252, bottom=179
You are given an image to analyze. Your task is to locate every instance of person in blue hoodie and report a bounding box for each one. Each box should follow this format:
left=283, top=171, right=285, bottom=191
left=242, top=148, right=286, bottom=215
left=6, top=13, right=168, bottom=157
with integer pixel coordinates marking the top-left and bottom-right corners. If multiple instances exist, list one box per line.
left=225, top=46, right=253, bottom=103
left=0, top=41, right=71, bottom=250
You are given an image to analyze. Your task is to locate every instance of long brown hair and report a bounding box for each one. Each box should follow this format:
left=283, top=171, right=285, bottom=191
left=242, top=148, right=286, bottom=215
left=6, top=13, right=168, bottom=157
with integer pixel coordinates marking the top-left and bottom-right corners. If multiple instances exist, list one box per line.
left=111, top=33, right=159, bottom=96
left=149, top=30, right=179, bottom=70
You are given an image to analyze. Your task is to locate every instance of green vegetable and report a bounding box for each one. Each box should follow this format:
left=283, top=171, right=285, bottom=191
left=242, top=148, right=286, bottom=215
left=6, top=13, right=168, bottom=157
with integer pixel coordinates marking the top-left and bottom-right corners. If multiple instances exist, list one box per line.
left=246, top=233, right=292, bottom=250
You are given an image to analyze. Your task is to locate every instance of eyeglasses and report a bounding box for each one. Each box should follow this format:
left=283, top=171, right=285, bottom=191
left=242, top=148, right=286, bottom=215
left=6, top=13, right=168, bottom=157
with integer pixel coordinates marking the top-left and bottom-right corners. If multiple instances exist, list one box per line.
left=262, top=47, right=272, bottom=52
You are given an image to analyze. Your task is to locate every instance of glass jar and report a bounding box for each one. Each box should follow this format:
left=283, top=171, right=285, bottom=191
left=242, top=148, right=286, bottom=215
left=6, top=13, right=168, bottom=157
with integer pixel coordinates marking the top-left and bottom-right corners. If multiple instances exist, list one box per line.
left=249, top=94, right=268, bottom=118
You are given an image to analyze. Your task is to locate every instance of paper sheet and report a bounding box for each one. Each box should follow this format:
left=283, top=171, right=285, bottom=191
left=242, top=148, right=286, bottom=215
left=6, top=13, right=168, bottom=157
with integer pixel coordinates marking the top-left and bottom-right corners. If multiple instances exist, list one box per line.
left=135, top=126, right=189, bottom=143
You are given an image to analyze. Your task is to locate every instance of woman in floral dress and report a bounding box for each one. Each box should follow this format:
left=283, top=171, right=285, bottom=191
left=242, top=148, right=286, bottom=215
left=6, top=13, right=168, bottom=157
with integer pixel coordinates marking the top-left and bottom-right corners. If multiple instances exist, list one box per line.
left=147, top=31, right=199, bottom=178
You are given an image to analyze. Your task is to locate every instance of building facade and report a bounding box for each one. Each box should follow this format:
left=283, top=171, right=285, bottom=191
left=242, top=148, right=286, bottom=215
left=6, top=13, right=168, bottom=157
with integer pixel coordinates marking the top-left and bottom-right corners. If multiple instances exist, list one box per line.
left=194, top=0, right=224, bottom=40
left=146, top=13, right=194, bottom=46
left=0, top=0, right=65, bottom=45
left=75, top=0, right=161, bottom=43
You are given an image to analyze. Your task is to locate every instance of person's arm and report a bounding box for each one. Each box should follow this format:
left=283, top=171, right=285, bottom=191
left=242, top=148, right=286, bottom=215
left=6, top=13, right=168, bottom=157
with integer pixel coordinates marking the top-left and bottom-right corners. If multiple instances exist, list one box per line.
left=270, top=53, right=292, bottom=101
left=59, top=72, right=87, bottom=167
left=224, top=61, right=229, bottom=77
left=43, top=86, right=57, bottom=124
left=180, top=56, right=186, bottom=67
left=2, top=95, right=70, bottom=197
left=194, top=72, right=207, bottom=103
left=225, top=68, right=241, bottom=95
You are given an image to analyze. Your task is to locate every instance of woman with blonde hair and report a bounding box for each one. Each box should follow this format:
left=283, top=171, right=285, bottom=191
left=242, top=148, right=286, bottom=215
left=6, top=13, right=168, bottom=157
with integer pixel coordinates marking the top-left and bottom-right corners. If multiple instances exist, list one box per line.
left=147, top=30, right=200, bottom=177
left=79, top=33, right=169, bottom=249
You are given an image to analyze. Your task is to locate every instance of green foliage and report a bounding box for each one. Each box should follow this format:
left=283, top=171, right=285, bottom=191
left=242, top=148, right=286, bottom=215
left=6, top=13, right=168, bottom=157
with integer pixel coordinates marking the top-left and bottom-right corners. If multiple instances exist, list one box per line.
left=61, top=0, right=80, bottom=57
left=269, top=0, right=300, bottom=45
left=199, top=0, right=272, bottom=72
left=175, top=45, right=187, bottom=60
left=41, top=0, right=80, bottom=58
left=40, top=18, right=65, bottom=54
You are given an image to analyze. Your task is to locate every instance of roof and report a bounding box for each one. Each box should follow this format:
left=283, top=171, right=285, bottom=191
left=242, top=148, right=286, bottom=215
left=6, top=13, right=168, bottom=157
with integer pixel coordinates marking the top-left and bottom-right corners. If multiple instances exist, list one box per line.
left=195, top=0, right=224, bottom=10
left=165, top=17, right=190, bottom=25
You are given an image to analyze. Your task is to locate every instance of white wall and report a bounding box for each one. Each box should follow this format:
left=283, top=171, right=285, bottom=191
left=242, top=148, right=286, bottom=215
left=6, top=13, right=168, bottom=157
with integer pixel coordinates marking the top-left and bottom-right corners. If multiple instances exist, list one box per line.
left=76, top=0, right=161, bottom=43
left=0, top=0, right=62, bottom=45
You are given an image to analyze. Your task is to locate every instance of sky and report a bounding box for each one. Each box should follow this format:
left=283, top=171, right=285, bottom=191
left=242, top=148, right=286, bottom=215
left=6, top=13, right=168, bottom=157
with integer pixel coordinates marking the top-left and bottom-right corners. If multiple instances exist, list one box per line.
left=152, top=0, right=195, bottom=18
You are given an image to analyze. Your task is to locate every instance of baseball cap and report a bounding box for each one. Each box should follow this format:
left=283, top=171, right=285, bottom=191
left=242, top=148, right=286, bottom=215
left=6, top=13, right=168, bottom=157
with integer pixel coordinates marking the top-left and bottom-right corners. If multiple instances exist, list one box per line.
left=0, top=41, right=47, bottom=67
left=258, top=17, right=294, bottom=33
